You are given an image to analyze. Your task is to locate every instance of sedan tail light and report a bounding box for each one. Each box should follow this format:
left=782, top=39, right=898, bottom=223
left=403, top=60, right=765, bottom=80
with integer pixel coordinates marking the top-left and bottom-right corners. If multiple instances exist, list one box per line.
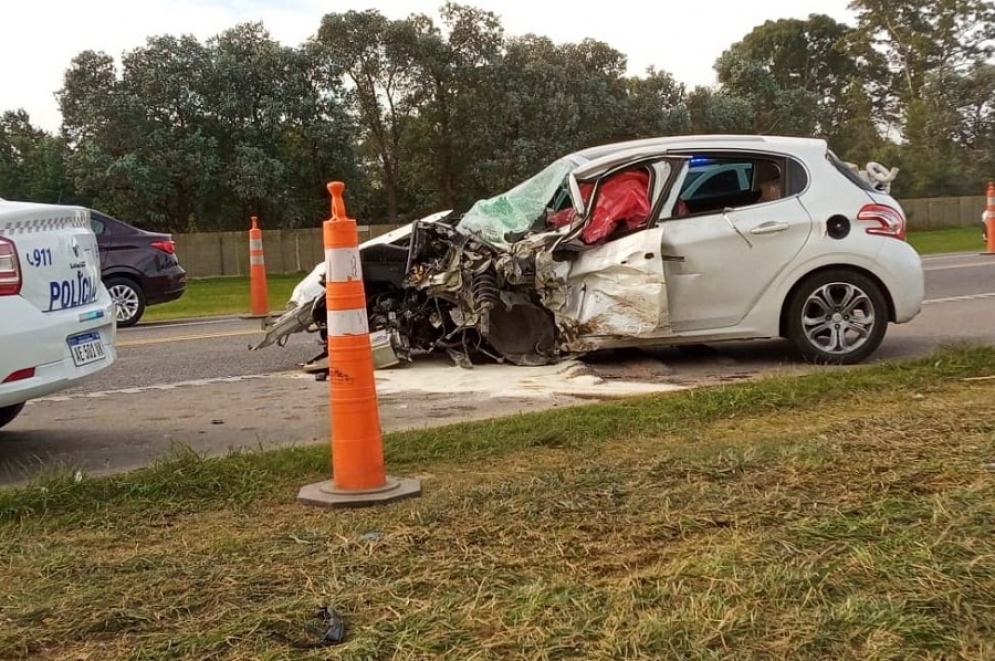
left=150, top=239, right=176, bottom=254
left=0, top=236, right=22, bottom=296
left=858, top=203, right=906, bottom=240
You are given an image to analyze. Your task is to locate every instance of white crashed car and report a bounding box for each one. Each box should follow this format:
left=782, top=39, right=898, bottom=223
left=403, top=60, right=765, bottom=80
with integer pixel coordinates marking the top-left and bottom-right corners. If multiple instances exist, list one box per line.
left=255, top=135, right=924, bottom=368
left=0, top=200, right=117, bottom=429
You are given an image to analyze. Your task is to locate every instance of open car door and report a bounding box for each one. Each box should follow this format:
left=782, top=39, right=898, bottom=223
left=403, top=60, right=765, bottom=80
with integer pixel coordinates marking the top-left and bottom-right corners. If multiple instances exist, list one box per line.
left=544, top=153, right=688, bottom=349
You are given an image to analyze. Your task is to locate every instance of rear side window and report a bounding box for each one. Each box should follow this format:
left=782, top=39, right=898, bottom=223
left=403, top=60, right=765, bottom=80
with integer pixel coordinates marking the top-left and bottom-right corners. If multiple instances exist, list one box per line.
left=827, top=151, right=876, bottom=192
left=786, top=158, right=809, bottom=196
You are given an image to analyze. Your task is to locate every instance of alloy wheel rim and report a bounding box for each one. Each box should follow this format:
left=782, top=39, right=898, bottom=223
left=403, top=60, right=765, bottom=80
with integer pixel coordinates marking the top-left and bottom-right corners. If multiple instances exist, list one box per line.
left=800, top=282, right=875, bottom=355
left=109, top=284, right=140, bottom=322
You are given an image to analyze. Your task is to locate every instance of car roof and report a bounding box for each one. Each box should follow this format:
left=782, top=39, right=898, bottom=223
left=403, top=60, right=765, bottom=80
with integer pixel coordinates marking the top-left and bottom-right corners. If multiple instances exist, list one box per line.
left=0, top=199, right=87, bottom=222
left=572, top=135, right=829, bottom=163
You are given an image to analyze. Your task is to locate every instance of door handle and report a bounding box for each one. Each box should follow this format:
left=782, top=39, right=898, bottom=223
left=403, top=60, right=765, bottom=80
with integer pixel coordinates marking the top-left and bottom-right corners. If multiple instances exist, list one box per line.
left=750, top=221, right=790, bottom=235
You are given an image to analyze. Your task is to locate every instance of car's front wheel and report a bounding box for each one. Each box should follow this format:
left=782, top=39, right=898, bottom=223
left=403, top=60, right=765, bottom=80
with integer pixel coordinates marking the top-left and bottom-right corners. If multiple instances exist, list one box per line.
left=0, top=402, right=26, bottom=430
left=106, top=277, right=146, bottom=327
left=785, top=269, right=889, bottom=365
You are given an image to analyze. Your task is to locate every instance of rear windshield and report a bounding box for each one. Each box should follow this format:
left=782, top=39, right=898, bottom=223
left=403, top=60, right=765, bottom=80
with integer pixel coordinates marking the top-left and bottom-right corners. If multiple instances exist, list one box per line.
left=826, top=150, right=876, bottom=192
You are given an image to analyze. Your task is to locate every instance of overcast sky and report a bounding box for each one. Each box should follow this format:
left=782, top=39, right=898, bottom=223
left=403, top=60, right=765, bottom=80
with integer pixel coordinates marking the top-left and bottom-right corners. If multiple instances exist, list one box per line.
left=1, top=0, right=854, bottom=132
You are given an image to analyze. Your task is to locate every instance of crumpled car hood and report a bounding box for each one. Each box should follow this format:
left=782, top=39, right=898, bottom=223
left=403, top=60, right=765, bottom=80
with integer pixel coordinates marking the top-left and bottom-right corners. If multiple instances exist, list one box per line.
left=251, top=210, right=452, bottom=351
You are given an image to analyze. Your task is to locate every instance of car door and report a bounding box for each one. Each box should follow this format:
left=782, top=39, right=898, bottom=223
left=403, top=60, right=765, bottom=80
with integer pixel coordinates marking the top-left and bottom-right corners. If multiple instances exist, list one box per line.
left=659, top=152, right=814, bottom=332
left=553, top=156, right=684, bottom=341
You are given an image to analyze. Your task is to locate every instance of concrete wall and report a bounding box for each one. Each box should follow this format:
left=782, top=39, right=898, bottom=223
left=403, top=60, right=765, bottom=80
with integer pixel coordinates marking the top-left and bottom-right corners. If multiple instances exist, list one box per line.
left=174, top=195, right=989, bottom=277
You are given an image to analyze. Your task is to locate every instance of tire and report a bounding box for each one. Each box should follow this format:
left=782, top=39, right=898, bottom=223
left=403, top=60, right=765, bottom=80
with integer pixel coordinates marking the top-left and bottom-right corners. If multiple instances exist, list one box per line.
left=106, top=277, right=146, bottom=327
left=0, top=402, right=26, bottom=430
left=785, top=269, right=888, bottom=365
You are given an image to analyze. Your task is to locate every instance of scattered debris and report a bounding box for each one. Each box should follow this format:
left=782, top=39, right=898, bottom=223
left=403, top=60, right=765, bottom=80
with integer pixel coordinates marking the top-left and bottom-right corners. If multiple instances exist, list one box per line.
left=284, top=606, right=347, bottom=649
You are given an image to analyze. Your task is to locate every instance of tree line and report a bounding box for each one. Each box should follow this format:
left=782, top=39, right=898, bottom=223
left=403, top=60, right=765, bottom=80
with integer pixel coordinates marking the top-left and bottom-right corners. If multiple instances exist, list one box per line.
left=1, top=0, right=993, bottom=233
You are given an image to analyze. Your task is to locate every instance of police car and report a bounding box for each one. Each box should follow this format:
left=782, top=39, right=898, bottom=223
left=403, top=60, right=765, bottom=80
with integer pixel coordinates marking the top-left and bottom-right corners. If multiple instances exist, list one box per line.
left=0, top=199, right=117, bottom=430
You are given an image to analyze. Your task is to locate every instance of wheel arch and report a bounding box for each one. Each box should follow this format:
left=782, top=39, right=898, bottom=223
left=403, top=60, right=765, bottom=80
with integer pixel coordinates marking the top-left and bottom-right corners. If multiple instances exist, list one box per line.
left=778, top=264, right=896, bottom=338
left=102, top=269, right=145, bottom=293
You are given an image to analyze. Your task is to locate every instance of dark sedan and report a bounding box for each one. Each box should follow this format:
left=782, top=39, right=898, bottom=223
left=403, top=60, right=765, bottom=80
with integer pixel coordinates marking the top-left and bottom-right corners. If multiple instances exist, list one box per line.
left=90, top=211, right=187, bottom=326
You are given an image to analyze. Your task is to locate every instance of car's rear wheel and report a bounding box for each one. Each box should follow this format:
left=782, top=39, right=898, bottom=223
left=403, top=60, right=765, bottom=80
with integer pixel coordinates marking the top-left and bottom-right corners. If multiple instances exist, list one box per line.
left=106, top=277, right=146, bottom=327
left=0, top=402, right=26, bottom=430
left=785, top=269, right=888, bottom=365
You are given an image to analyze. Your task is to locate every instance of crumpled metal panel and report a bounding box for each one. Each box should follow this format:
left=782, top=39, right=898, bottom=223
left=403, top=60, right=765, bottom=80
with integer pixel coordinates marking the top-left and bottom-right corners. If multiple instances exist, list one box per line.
left=535, top=237, right=671, bottom=351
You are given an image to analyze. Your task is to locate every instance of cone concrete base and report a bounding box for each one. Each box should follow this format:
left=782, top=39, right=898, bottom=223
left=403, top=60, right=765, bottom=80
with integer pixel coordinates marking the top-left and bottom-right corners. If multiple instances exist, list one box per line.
left=298, top=476, right=422, bottom=509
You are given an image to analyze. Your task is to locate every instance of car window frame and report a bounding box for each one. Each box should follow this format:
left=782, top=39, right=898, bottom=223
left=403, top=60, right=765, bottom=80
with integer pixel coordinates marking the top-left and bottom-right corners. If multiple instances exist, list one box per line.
left=663, top=149, right=811, bottom=220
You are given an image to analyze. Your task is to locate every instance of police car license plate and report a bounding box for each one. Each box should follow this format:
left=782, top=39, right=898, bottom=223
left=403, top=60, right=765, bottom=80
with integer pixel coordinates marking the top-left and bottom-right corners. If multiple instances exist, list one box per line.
left=68, top=332, right=106, bottom=367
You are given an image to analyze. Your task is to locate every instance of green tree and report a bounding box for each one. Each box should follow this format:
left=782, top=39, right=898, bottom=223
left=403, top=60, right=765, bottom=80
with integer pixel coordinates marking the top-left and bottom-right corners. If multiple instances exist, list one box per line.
left=622, top=68, right=690, bottom=138
left=686, top=87, right=757, bottom=134
left=317, top=10, right=428, bottom=222
left=55, top=26, right=359, bottom=232
left=0, top=111, right=74, bottom=203
left=465, top=35, right=633, bottom=197
left=849, top=0, right=995, bottom=109
left=717, top=14, right=885, bottom=154
left=850, top=0, right=995, bottom=195
left=402, top=2, right=505, bottom=213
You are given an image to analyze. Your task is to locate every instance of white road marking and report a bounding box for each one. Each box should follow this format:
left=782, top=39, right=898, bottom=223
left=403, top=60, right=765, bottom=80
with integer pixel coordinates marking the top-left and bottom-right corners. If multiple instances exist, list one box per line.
left=116, top=329, right=261, bottom=347
left=923, top=260, right=995, bottom=271
left=923, top=292, right=995, bottom=305
left=30, top=374, right=278, bottom=402
left=123, top=318, right=243, bottom=331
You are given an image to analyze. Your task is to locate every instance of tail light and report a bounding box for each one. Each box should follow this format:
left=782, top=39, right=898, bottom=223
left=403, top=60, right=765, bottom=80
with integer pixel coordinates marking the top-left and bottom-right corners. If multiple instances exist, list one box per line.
left=2, top=367, right=35, bottom=384
left=0, top=236, right=22, bottom=296
left=150, top=239, right=176, bottom=254
left=858, top=203, right=906, bottom=240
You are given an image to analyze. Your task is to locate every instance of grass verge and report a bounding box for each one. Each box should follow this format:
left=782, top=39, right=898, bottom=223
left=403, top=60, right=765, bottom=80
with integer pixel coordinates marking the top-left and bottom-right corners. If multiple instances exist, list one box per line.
left=906, top=227, right=984, bottom=255
left=140, top=274, right=303, bottom=323
left=2, top=345, right=995, bottom=659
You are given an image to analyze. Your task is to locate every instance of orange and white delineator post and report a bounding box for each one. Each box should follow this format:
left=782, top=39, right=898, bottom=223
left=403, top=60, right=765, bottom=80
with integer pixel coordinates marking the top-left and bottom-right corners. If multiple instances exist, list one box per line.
left=297, top=182, right=421, bottom=508
left=247, top=216, right=270, bottom=318
left=984, top=181, right=995, bottom=256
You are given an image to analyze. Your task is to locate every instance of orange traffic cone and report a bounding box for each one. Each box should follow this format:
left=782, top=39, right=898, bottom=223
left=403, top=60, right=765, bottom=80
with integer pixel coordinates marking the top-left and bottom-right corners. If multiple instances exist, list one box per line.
left=244, top=216, right=270, bottom=319
left=298, top=182, right=421, bottom=508
left=984, top=182, right=995, bottom=256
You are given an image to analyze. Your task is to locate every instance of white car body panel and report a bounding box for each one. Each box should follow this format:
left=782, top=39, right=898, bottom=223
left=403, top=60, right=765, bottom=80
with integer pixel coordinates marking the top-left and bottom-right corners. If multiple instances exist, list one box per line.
left=661, top=197, right=814, bottom=332
left=257, top=135, right=925, bottom=366
left=0, top=201, right=117, bottom=410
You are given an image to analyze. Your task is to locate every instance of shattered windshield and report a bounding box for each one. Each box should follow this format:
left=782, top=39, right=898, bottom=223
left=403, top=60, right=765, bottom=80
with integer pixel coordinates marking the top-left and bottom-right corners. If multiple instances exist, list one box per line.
left=456, top=155, right=587, bottom=249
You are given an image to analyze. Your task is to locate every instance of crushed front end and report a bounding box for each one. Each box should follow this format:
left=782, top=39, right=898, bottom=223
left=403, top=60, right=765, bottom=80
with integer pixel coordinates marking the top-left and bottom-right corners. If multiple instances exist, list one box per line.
left=368, top=216, right=560, bottom=367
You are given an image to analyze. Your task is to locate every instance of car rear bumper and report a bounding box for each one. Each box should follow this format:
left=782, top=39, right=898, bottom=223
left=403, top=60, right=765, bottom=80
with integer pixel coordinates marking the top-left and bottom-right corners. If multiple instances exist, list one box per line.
left=0, top=297, right=117, bottom=408
left=143, top=269, right=187, bottom=306
left=877, top=239, right=924, bottom=323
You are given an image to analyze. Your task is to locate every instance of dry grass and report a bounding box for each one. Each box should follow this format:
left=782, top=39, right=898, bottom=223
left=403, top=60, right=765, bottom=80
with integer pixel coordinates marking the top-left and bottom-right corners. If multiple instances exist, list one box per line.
left=2, top=347, right=995, bottom=660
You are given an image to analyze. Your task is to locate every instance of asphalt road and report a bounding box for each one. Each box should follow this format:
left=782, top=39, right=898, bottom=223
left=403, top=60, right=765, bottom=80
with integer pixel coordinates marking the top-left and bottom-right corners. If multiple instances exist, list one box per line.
left=2, top=252, right=994, bottom=484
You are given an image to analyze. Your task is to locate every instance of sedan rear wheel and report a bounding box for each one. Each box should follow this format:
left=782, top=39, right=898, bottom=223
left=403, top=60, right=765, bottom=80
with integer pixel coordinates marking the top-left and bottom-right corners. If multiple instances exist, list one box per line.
left=786, top=269, right=888, bottom=365
left=106, top=277, right=146, bottom=327
left=0, top=402, right=26, bottom=430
